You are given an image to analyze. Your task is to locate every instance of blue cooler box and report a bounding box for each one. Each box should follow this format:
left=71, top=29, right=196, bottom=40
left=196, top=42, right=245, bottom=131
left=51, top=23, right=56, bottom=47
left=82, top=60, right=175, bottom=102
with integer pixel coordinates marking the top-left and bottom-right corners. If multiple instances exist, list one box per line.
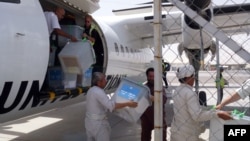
left=112, top=78, right=151, bottom=123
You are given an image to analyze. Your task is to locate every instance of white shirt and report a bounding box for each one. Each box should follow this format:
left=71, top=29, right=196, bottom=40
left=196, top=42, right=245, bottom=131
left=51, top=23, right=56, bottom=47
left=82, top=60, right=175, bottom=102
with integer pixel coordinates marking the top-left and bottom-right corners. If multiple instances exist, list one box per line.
left=85, top=86, right=115, bottom=141
left=236, top=79, right=250, bottom=99
left=85, top=86, right=115, bottom=119
left=171, top=83, right=217, bottom=139
left=44, top=11, right=61, bottom=35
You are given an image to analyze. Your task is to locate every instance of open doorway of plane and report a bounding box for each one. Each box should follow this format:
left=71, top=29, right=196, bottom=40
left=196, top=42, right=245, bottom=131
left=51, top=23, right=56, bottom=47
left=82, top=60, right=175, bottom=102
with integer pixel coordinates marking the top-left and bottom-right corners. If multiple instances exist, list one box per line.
left=39, top=0, right=105, bottom=91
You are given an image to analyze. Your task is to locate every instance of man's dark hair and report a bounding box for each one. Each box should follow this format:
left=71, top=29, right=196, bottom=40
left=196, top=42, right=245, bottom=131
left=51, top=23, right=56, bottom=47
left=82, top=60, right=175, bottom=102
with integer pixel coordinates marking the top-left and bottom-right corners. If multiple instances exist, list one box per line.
left=146, top=67, right=154, bottom=76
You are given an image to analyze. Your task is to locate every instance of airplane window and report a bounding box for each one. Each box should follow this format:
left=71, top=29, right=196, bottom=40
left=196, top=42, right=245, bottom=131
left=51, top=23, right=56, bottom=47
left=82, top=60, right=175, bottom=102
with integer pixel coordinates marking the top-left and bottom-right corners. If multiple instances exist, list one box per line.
left=0, top=0, right=20, bottom=3
left=121, top=45, right=125, bottom=56
left=115, top=43, right=119, bottom=55
left=130, top=48, right=133, bottom=53
left=121, top=45, right=124, bottom=53
left=125, top=47, right=129, bottom=53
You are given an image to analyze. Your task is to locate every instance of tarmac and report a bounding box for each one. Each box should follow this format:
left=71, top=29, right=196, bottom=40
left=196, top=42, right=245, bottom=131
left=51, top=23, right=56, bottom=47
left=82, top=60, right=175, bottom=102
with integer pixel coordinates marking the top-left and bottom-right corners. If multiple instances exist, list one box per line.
left=0, top=87, right=249, bottom=141
left=0, top=98, right=205, bottom=141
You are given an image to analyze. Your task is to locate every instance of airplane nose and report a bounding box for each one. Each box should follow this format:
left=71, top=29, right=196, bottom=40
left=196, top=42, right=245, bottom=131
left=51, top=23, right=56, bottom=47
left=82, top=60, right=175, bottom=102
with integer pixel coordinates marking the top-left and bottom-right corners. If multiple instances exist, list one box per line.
left=184, top=0, right=212, bottom=29
left=185, top=0, right=211, bottom=10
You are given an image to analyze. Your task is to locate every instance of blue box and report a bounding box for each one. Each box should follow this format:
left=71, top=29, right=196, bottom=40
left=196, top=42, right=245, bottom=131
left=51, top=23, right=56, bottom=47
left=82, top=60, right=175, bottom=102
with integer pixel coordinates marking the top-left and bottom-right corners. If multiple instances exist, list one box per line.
left=47, top=67, right=64, bottom=89
left=117, top=83, right=141, bottom=101
left=82, top=67, right=93, bottom=87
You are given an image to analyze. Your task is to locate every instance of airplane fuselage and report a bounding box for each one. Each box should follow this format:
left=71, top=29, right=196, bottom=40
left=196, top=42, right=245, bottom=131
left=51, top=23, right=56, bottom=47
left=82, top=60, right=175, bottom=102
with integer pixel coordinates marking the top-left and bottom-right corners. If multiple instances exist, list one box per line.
left=0, top=0, right=154, bottom=123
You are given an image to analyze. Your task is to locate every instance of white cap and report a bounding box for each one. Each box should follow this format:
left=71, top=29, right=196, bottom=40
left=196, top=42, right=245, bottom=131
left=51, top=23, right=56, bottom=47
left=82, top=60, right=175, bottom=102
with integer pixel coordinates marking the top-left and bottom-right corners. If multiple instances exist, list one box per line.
left=176, top=64, right=195, bottom=79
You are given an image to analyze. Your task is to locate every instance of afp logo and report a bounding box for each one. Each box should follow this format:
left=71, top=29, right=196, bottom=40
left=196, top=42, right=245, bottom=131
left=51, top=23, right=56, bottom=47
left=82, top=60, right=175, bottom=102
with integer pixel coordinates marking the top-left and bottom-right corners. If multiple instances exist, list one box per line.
left=224, top=125, right=250, bottom=140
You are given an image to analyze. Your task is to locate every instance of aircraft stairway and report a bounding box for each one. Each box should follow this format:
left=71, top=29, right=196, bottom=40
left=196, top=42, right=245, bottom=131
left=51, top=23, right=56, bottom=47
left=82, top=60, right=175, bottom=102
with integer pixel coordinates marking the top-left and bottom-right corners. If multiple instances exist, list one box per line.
left=39, top=86, right=89, bottom=101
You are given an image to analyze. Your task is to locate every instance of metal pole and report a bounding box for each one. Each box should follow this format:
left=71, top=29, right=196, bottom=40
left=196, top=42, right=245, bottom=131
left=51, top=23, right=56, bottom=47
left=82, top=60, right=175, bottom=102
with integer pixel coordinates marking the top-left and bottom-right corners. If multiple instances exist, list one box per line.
left=153, top=0, right=163, bottom=141
left=216, top=39, right=221, bottom=105
left=196, top=25, right=204, bottom=94
left=199, top=28, right=204, bottom=70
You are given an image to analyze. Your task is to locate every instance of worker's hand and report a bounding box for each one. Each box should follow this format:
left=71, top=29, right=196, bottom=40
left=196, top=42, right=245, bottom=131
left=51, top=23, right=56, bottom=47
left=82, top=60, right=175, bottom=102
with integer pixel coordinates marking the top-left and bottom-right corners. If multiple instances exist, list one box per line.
left=82, top=33, right=88, bottom=38
left=217, top=111, right=233, bottom=120
left=215, top=104, right=223, bottom=110
left=70, top=36, right=78, bottom=42
left=127, top=101, right=138, bottom=108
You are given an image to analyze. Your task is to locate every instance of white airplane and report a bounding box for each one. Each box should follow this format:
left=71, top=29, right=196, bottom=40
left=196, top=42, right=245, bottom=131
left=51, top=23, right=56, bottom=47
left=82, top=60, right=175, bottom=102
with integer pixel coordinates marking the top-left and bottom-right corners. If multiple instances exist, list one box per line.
left=113, top=0, right=250, bottom=93
left=0, top=0, right=250, bottom=124
left=114, top=0, right=250, bottom=68
left=0, top=0, right=154, bottom=123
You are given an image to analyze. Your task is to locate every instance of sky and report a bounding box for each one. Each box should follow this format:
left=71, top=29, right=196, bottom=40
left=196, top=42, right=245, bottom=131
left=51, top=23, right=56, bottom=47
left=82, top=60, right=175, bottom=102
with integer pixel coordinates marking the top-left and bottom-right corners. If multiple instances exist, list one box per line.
left=93, top=0, right=150, bottom=16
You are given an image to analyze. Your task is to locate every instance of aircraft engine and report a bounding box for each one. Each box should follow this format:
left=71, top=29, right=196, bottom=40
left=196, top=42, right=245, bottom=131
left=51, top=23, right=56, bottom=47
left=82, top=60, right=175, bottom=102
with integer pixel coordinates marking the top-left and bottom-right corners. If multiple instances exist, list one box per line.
left=178, top=0, right=216, bottom=71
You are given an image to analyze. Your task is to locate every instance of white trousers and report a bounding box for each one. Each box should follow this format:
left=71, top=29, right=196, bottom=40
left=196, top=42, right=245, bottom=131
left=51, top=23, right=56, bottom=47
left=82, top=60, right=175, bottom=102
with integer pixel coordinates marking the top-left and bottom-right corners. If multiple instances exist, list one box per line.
left=85, top=118, right=111, bottom=141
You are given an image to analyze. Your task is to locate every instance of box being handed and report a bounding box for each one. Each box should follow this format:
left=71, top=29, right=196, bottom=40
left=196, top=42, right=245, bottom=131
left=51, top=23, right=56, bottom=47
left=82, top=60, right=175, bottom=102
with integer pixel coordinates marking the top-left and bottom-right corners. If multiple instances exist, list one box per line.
left=58, top=25, right=84, bottom=47
left=112, top=78, right=151, bottom=123
left=209, top=114, right=250, bottom=141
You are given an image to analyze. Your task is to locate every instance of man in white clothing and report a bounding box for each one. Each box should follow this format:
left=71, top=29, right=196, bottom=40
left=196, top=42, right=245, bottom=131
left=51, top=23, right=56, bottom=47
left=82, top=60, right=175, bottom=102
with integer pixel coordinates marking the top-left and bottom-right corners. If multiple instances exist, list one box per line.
left=44, top=7, right=77, bottom=41
left=43, top=7, right=78, bottom=67
left=85, top=72, right=138, bottom=141
left=170, top=64, right=232, bottom=141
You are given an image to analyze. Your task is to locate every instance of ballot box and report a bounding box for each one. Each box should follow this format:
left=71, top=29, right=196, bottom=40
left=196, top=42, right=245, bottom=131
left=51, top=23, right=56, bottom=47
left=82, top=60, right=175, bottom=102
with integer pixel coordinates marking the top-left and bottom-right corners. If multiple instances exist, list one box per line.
left=63, top=73, right=77, bottom=89
left=112, top=78, right=151, bottom=123
left=209, top=114, right=250, bottom=141
left=59, top=41, right=96, bottom=74
left=58, top=25, right=84, bottom=47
